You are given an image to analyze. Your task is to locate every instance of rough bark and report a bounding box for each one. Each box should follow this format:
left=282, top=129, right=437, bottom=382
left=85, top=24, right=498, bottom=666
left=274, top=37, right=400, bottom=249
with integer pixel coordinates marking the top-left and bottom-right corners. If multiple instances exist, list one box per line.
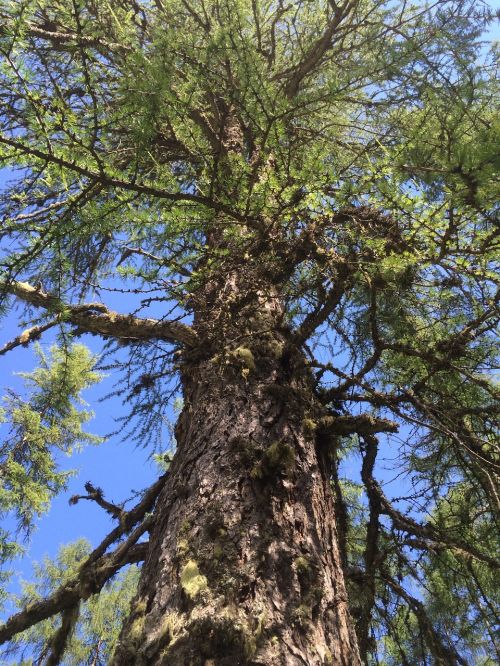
left=111, top=271, right=361, bottom=665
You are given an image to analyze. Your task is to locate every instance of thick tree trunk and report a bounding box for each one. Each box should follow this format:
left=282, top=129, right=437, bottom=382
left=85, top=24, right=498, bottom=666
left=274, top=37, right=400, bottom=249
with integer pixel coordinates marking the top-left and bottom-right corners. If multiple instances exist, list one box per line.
left=111, top=277, right=360, bottom=665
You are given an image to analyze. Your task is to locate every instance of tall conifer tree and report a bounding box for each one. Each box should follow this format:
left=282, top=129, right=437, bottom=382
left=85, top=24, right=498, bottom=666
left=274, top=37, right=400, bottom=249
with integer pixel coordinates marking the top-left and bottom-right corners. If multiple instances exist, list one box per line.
left=0, top=1, right=498, bottom=663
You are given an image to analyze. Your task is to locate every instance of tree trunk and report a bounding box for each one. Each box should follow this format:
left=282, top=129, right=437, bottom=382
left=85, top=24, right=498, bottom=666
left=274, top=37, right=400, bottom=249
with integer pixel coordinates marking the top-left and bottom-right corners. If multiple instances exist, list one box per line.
left=111, top=274, right=361, bottom=665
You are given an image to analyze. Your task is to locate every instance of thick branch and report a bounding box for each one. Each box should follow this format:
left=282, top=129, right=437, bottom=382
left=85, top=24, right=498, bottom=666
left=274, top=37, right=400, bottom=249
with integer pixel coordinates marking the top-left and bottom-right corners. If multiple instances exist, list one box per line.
left=0, top=319, right=58, bottom=356
left=318, top=413, right=398, bottom=436
left=283, top=1, right=358, bottom=97
left=4, top=281, right=197, bottom=346
left=295, top=259, right=353, bottom=343
left=69, top=482, right=124, bottom=521
left=0, top=476, right=166, bottom=645
left=24, top=22, right=131, bottom=54
left=82, top=473, right=166, bottom=568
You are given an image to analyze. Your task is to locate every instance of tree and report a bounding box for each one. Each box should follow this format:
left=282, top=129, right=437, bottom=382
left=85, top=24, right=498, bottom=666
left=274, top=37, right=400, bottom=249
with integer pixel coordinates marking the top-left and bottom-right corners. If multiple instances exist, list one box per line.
left=0, top=0, right=498, bottom=664
left=6, top=540, right=140, bottom=666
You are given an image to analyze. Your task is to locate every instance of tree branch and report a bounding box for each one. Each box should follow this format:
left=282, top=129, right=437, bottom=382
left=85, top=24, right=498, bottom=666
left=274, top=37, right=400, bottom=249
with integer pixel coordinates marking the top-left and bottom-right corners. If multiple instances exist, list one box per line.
left=82, top=474, right=166, bottom=569
left=358, top=432, right=382, bottom=662
left=295, top=259, right=353, bottom=343
left=3, top=281, right=197, bottom=346
left=45, top=604, right=80, bottom=666
left=361, top=435, right=500, bottom=569
left=0, top=319, right=58, bottom=356
left=0, top=133, right=248, bottom=222
left=69, top=482, right=124, bottom=521
left=318, top=413, right=398, bottom=436
left=283, top=1, right=359, bottom=97
left=382, top=573, right=469, bottom=666
left=0, top=474, right=167, bottom=645
left=24, top=22, right=131, bottom=54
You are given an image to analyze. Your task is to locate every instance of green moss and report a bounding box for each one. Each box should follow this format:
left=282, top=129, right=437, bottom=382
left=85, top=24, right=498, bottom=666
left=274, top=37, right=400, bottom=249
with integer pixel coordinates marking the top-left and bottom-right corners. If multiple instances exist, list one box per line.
left=179, top=519, right=191, bottom=534
left=244, top=633, right=257, bottom=659
left=177, top=538, right=190, bottom=557
left=292, top=603, right=312, bottom=627
left=324, top=648, right=334, bottom=664
left=294, top=556, right=310, bottom=574
left=232, top=347, right=256, bottom=370
left=251, top=440, right=295, bottom=479
left=309, top=585, right=324, bottom=606
left=180, top=560, right=208, bottom=599
left=176, top=519, right=193, bottom=558
left=266, top=339, right=285, bottom=359
left=141, top=613, right=185, bottom=662
left=254, top=610, right=267, bottom=642
left=133, top=598, right=147, bottom=614
left=302, top=418, right=317, bottom=437
left=161, top=612, right=182, bottom=641
left=113, top=596, right=149, bottom=660
left=294, top=555, right=324, bottom=608
left=267, top=440, right=294, bottom=467
left=162, top=615, right=256, bottom=662
left=130, top=614, right=146, bottom=640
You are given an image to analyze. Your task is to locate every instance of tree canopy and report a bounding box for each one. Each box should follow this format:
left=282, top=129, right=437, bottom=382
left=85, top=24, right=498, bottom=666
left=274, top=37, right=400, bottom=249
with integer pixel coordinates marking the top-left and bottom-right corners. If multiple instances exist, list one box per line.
left=0, top=0, right=498, bottom=664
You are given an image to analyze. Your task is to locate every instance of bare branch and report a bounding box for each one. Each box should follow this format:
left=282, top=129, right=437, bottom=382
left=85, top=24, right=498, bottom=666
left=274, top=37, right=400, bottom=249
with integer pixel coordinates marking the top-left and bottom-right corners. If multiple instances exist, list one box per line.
left=24, top=23, right=131, bottom=54
left=82, top=474, right=167, bottom=568
left=0, top=477, right=167, bottom=646
left=0, top=473, right=164, bottom=646
left=0, top=542, right=148, bottom=645
left=0, top=319, right=58, bottom=356
left=69, top=482, right=124, bottom=521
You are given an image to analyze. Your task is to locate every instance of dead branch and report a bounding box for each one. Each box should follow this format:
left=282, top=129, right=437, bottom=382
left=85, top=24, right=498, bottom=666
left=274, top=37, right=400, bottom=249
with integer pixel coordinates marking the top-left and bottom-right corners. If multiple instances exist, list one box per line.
left=0, top=320, right=58, bottom=356
left=69, top=482, right=124, bottom=521
left=0, top=474, right=167, bottom=645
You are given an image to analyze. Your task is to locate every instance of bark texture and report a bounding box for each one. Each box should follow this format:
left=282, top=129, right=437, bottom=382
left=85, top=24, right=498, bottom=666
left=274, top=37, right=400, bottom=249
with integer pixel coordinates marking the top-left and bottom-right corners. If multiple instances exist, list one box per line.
left=111, top=272, right=361, bottom=665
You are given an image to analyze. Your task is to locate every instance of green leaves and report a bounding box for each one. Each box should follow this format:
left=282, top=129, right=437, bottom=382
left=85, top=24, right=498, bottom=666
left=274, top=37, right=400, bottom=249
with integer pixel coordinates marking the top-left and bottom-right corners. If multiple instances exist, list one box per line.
left=0, top=345, right=102, bottom=538
left=3, top=539, right=139, bottom=665
left=382, top=483, right=500, bottom=665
